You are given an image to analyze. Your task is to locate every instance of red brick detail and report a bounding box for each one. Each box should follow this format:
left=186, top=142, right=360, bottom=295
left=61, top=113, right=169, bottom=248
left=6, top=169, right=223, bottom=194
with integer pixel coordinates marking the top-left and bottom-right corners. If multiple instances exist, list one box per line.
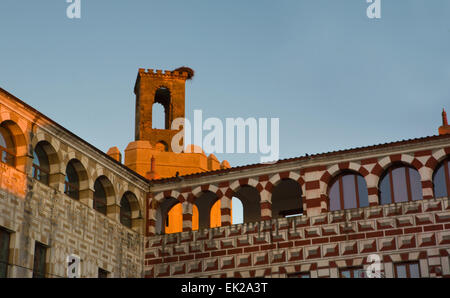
left=361, top=158, right=379, bottom=165
left=259, top=175, right=269, bottom=182
left=244, top=246, right=260, bottom=253
left=367, top=187, right=378, bottom=196
left=348, top=233, right=365, bottom=240
left=211, top=250, right=227, bottom=257
left=384, top=229, right=403, bottom=236
left=305, top=181, right=320, bottom=190
left=195, top=252, right=210, bottom=259
left=312, top=237, right=329, bottom=244
left=295, top=239, right=311, bottom=246
left=404, top=227, right=423, bottom=234
left=239, top=178, right=249, bottom=186
left=330, top=235, right=347, bottom=242
left=278, top=241, right=294, bottom=248
left=423, top=224, right=444, bottom=232
left=366, top=231, right=384, bottom=238
left=218, top=181, right=229, bottom=188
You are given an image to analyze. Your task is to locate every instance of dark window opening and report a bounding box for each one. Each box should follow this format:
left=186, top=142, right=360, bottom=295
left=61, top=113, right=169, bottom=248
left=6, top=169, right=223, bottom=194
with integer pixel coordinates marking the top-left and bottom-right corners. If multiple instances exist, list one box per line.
left=0, top=228, right=10, bottom=278
left=93, top=179, right=107, bottom=215
left=65, top=162, right=80, bottom=200
left=32, top=242, right=47, bottom=278
left=287, top=272, right=310, bottom=278
left=98, top=268, right=109, bottom=278
left=32, top=143, right=50, bottom=185
left=120, top=195, right=132, bottom=229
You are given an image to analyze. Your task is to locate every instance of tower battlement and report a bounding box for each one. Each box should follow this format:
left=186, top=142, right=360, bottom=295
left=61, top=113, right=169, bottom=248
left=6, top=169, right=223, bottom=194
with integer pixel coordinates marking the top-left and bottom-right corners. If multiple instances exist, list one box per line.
left=137, top=68, right=189, bottom=79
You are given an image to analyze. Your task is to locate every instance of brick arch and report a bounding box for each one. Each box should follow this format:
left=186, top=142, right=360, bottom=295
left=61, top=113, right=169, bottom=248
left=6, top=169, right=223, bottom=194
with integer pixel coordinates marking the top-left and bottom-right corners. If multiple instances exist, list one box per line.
left=92, top=168, right=121, bottom=203
left=63, top=150, right=93, bottom=186
left=154, top=190, right=184, bottom=204
left=319, top=162, right=375, bottom=211
left=320, top=162, right=369, bottom=194
left=426, top=147, right=450, bottom=173
left=266, top=171, right=305, bottom=194
left=191, top=184, right=222, bottom=201
left=31, top=133, right=62, bottom=172
left=0, top=116, right=29, bottom=172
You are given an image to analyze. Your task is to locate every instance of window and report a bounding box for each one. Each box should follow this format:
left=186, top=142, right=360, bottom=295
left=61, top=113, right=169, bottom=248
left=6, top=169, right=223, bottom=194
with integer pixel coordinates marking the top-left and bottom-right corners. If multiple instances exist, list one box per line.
left=394, top=262, right=420, bottom=278
left=271, top=179, right=303, bottom=219
left=98, top=268, right=109, bottom=278
left=287, top=272, right=310, bottom=278
left=339, top=267, right=365, bottom=278
left=433, top=159, right=450, bottom=198
left=93, top=179, right=107, bottom=215
left=0, top=125, right=15, bottom=167
left=32, top=143, right=50, bottom=185
left=329, top=173, right=369, bottom=211
left=379, top=165, right=423, bottom=205
left=0, top=228, right=10, bottom=278
left=65, top=162, right=79, bottom=199
left=120, top=195, right=132, bottom=228
left=32, top=242, right=47, bottom=278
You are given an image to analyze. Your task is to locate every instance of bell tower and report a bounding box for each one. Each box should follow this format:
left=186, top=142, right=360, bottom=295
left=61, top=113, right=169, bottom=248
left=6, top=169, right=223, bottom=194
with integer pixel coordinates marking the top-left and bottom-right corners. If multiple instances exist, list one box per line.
left=134, top=67, right=192, bottom=152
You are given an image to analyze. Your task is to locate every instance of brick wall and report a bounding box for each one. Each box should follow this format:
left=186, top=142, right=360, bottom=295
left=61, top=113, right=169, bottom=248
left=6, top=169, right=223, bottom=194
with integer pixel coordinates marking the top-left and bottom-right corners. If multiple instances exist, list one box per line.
left=144, top=197, right=450, bottom=278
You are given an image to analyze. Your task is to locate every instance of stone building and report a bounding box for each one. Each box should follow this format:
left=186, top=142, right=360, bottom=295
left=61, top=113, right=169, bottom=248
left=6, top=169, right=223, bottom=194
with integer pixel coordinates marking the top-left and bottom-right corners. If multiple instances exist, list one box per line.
left=0, top=68, right=449, bottom=278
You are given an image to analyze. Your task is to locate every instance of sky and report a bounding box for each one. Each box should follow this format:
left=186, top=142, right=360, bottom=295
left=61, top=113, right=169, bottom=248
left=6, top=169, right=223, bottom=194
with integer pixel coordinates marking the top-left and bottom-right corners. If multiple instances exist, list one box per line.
left=0, top=0, right=449, bottom=168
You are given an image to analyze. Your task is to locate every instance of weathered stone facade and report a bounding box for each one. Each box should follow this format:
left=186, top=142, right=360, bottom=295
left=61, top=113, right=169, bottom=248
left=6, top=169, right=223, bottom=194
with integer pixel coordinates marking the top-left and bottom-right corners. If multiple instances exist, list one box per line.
left=0, top=88, right=147, bottom=277
left=1, top=69, right=449, bottom=278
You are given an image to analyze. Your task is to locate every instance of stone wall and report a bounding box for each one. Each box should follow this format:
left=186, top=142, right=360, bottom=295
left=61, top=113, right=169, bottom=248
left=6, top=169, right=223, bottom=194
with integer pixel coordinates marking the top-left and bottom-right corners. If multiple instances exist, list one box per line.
left=0, top=177, right=144, bottom=277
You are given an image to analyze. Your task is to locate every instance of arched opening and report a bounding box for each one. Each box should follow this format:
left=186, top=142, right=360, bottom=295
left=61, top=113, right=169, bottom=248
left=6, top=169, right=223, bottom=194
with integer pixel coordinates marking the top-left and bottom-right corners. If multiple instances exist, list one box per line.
left=432, top=158, right=450, bottom=198
left=65, top=161, right=79, bottom=199
left=329, top=172, right=369, bottom=211
left=232, top=197, right=243, bottom=225
left=119, top=192, right=141, bottom=230
left=379, top=164, right=423, bottom=205
left=152, top=103, right=165, bottom=129
left=154, top=87, right=171, bottom=129
left=120, top=195, right=132, bottom=228
left=164, top=203, right=199, bottom=234
left=64, top=159, right=88, bottom=201
left=233, top=185, right=261, bottom=223
left=0, top=122, right=16, bottom=167
left=194, top=191, right=218, bottom=230
left=93, top=176, right=115, bottom=216
left=155, top=140, right=169, bottom=152
left=32, top=142, right=50, bottom=185
left=271, top=179, right=303, bottom=218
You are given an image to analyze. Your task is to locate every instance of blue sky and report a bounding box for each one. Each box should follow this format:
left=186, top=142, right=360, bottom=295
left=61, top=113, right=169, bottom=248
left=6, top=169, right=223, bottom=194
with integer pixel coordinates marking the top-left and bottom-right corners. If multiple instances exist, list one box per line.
left=0, top=0, right=449, bottom=168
